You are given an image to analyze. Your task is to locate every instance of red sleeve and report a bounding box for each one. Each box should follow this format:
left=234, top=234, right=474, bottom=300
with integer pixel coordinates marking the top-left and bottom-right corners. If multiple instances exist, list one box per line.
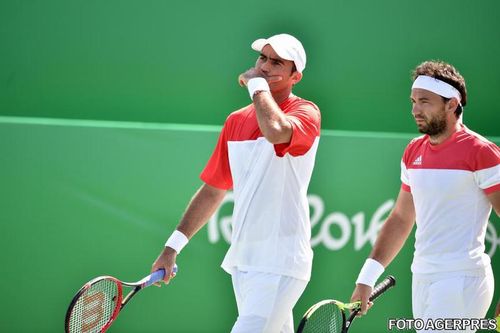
left=200, top=120, right=233, bottom=190
left=401, top=137, right=420, bottom=168
left=401, top=146, right=411, bottom=193
left=474, top=141, right=500, bottom=170
left=485, top=183, right=500, bottom=195
left=400, top=139, right=419, bottom=192
left=474, top=141, right=500, bottom=194
left=274, top=102, right=321, bottom=157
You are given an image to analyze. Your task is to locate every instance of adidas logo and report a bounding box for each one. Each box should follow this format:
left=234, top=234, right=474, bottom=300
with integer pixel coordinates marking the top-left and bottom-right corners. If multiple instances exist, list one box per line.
left=413, top=155, right=423, bottom=165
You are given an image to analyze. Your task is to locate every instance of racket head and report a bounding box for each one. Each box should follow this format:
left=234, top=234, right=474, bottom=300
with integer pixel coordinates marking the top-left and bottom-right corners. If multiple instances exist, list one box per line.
left=296, top=300, right=348, bottom=333
left=65, top=276, right=123, bottom=333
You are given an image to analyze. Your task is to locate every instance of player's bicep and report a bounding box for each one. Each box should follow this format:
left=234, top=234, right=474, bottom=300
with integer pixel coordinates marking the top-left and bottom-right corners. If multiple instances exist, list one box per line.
left=390, top=189, right=416, bottom=227
left=487, top=191, right=500, bottom=216
left=275, top=106, right=320, bottom=157
left=200, top=183, right=227, bottom=203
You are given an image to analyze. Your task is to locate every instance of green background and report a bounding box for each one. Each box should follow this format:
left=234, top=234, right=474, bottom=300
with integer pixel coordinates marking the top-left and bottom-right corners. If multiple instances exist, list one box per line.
left=1, top=0, right=499, bottom=136
left=0, top=0, right=499, bottom=332
left=0, top=119, right=498, bottom=332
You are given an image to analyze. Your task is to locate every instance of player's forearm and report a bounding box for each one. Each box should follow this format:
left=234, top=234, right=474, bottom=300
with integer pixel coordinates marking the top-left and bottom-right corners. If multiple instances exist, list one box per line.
left=370, top=213, right=414, bottom=267
left=253, top=92, right=292, bottom=144
left=176, top=183, right=226, bottom=239
left=155, top=185, right=224, bottom=276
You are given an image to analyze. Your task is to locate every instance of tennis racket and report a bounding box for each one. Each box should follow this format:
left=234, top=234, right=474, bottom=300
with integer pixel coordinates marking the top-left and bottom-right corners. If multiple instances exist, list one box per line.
left=296, top=275, right=396, bottom=333
left=65, top=266, right=177, bottom=333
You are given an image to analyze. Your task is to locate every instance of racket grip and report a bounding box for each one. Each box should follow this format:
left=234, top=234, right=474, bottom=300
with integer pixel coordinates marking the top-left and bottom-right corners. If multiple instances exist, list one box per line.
left=142, top=265, right=178, bottom=288
left=369, top=275, right=396, bottom=302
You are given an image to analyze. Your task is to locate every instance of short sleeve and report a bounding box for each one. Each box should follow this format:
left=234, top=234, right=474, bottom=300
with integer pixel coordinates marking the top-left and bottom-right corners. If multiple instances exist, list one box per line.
left=200, top=121, right=233, bottom=190
left=400, top=143, right=412, bottom=192
left=400, top=160, right=411, bottom=192
left=473, top=142, right=500, bottom=194
left=274, top=102, right=321, bottom=157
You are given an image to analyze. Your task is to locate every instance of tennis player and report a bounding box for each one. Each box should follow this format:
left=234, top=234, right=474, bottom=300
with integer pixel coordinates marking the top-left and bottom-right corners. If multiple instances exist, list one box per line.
left=350, top=60, right=500, bottom=332
left=152, top=33, right=321, bottom=333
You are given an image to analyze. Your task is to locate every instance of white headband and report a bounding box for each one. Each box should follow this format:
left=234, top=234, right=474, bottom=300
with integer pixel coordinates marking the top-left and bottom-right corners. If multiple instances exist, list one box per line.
left=412, top=75, right=461, bottom=102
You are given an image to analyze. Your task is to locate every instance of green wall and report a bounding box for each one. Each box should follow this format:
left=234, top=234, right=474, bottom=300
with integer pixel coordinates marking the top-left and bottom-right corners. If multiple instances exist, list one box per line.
left=1, top=0, right=499, bottom=135
left=0, top=117, right=498, bottom=332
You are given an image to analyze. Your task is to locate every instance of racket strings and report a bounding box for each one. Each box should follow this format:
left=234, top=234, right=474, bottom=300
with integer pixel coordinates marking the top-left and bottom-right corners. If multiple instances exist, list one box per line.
left=68, top=279, right=119, bottom=333
left=303, top=303, right=343, bottom=333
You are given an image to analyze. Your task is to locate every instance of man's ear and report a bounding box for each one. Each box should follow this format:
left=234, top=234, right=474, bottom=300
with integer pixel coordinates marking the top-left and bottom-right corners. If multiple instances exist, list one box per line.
left=446, top=98, right=459, bottom=113
left=291, top=71, right=303, bottom=85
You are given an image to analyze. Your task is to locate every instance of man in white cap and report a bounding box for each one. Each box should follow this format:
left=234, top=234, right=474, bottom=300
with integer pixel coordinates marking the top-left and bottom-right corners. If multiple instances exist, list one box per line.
left=350, top=60, right=500, bottom=332
left=152, top=33, right=321, bottom=332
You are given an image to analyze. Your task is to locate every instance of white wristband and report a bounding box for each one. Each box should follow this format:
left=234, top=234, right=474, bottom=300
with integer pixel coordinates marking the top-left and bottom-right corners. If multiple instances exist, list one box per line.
left=356, top=258, right=385, bottom=288
left=247, top=77, right=270, bottom=100
left=165, top=230, right=189, bottom=254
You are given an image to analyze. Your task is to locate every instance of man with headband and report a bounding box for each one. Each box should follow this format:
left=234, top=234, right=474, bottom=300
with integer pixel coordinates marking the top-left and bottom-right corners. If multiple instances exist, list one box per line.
left=152, top=33, right=321, bottom=332
left=350, top=60, right=499, bottom=331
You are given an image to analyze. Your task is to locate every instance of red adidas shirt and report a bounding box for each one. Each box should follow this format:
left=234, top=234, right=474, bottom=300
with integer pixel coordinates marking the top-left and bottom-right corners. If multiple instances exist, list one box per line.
left=400, top=125, right=500, bottom=275
left=201, top=96, right=321, bottom=190
left=200, top=95, right=321, bottom=281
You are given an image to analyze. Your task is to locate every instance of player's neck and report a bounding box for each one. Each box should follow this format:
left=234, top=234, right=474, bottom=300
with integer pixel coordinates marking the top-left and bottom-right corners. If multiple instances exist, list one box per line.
left=271, top=88, right=293, bottom=105
left=429, top=121, right=461, bottom=145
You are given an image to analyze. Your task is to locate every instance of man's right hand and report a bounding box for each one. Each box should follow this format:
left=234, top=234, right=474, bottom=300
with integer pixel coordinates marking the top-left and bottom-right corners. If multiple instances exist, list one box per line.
left=151, top=246, right=178, bottom=286
left=350, top=283, right=373, bottom=315
left=238, top=67, right=282, bottom=87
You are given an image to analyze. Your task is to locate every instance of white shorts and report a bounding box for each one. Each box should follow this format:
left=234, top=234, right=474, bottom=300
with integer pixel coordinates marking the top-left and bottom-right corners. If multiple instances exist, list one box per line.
left=230, top=270, right=308, bottom=333
left=412, top=269, right=494, bottom=333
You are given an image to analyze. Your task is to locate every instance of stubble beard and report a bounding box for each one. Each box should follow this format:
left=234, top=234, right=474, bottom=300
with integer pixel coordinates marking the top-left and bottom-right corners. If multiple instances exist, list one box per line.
left=417, top=113, right=447, bottom=136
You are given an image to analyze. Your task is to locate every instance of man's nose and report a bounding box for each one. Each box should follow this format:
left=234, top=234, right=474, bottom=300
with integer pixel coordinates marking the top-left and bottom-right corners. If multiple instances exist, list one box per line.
left=412, top=104, right=420, bottom=115
left=259, top=60, right=270, bottom=73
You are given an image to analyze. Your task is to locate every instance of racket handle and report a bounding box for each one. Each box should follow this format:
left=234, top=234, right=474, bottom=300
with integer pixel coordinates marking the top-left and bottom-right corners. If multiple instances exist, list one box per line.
left=141, top=265, right=178, bottom=288
left=369, top=275, right=396, bottom=302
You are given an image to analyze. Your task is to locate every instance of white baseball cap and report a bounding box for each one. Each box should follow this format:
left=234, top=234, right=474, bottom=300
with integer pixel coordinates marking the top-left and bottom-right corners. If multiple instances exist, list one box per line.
left=251, top=33, right=306, bottom=73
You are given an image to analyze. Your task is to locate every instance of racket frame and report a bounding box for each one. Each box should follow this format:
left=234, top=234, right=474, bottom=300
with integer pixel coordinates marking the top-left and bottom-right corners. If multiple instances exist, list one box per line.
left=296, top=275, right=396, bottom=333
left=65, top=269, right=168, bottom=333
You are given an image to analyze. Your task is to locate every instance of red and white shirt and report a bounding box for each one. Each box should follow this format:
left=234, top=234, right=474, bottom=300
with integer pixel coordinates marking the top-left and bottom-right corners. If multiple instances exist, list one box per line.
left=201, top=95, right=321, bottom=281
left=401, top=125, right=500, bottom=276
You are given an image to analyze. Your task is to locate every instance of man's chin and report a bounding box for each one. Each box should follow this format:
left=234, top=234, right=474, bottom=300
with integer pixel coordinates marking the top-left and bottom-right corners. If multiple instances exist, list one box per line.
left=416, top=125, right=427, bottom=134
